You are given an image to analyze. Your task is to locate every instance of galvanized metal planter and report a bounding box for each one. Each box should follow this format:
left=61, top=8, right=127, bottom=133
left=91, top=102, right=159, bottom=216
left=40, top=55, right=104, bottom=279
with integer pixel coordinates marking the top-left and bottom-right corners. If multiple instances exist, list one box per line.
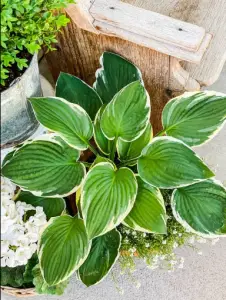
left=1, top=54, right=42, bottom=148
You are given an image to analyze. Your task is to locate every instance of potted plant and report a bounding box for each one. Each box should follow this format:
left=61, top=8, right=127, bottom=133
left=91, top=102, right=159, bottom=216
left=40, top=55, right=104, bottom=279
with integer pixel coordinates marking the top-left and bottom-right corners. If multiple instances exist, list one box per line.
left=1, top=52, right=226, bottom=295
left=0, top=0, right=74, bottom=149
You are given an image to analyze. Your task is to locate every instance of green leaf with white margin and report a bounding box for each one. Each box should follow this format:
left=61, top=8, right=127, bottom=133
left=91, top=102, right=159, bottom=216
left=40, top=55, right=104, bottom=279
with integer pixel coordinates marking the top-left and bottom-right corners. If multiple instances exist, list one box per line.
left=94, top=51, right=143, bottom=104
left=17, top=191, right=66, bottom=220
left=29, top=97, right=93, bottom=150
left=94, top=106, right=113, bottom=155
left=162, top=91, right=226, bottom=146
left=138, top=137, right=214, bottom=189
left=81, top=162, right=138, bottom=239
left=171, top=179, right=226, bottom=236
left=117, top=123, right=153, bottom=162
left=101, top=81, right=150, bottom=142
left=39, top=216, right=91, bottom=286
left=2, top=135, right=86, bottom=197
left=56, top=72, right=102, bottom=120
left=79, top=229, right=121, bottom=286
left=124, top=176, right=167, bottom=234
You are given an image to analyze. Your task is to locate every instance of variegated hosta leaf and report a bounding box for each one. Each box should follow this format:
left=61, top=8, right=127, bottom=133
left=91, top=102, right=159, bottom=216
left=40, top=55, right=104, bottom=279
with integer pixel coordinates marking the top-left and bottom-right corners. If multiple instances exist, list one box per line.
left=29, top=97, right=93, bottom=150
left=94, top=51, right=142, bottom=104
left=79, top=229, right=121, bottom=286
left=138, top=137, right=214, bottom=189
left=56, top=72, right=102, bottom=120
left=2, top=135, right=86, bottom=197
left=172, top=180, right=226, bottom=236
left=17, top=191, right=66, bottom=220
left=124, top=176, right=167, bottom=234
left=39, top=216, right=91, bottom=286
left=117, top=123, right=153, bottom=162
left=162, top=91, right=226, bottom=146
left=94, top=106, right=113, bottom=155
left=81, top=162, right=138, bottom=239
left=101, top=81, right=150, bottom=142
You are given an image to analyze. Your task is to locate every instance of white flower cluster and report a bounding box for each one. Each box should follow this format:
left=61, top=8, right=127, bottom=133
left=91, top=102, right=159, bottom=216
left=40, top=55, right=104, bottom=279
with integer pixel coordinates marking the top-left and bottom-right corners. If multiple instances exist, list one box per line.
left=1, top=177, right=47, bottom=268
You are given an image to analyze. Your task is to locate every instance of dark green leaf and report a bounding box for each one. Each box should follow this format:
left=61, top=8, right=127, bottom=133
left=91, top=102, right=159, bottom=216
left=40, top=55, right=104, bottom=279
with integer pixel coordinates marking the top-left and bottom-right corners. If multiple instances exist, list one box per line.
left=29, top=97, right=93, bottom=150
left=138, top=137, right=214, bottom=189
left=124, top=176, right=167, bottom=234
left=2, top=135, right=85, bottom=197
left=56, top=72, right=102, bottom=120
left=17, top=191, right=66, bottom=220
left=94, top=52, right=143, bottom=103
left=172, top=180, right=226, bottom=236
left=101, top=81, right=150, bottom=142
left=162, top=91, right=226, bottom=146
left=39, top=216, right=91, bottom=285
left=79, top=229, right=121, bottom=286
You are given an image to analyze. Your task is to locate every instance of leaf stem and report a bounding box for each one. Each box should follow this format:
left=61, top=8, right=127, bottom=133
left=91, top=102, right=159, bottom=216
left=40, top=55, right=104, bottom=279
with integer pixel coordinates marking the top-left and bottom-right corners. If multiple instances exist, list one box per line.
left=87, top=142, right=99, bottom=156
left=118, top=158, right=138, bottom=168
left=13, top=189, right=21, bottom=201
left=155, top=129, right=166, bottom=137
left=110, top=136, right=118, bottom=161
left=82, top=162, right=92, bottom=167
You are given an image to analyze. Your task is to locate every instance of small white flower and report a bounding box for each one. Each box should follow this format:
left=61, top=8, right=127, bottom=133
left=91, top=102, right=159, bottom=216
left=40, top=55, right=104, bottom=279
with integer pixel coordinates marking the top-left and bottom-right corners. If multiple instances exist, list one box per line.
left=173, top=242, right=178, bottom=249
left=145, top=242, right=150, bottom=248
left=142, top=233, right=147, bottom=237
left=173, top=230, right=177, bottom=234
left=188, top=236, right=195, bottom=244
left=1, top=177, right=47, bottom=268
left=131, top=231, right=137, bottom=236
left=162, top=240, right=167, bottom=244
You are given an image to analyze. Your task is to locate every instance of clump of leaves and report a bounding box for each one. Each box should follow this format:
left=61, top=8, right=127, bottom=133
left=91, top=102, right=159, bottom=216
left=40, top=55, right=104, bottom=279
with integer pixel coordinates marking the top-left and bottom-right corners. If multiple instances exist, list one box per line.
left=32, top=265, right=69, bottom=295
left=0, top=254, right=38, bottom=288
left=2, top=52, right=226, bottom=292
left=0, top=0, right=74, bottom=87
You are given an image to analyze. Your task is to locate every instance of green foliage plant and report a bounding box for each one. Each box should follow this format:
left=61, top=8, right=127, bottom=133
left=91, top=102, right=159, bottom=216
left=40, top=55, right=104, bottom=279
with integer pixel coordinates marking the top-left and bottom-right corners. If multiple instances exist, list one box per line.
left=2, top=52, right=226, bottom=290
left=0, top=0, right=74, bottom=87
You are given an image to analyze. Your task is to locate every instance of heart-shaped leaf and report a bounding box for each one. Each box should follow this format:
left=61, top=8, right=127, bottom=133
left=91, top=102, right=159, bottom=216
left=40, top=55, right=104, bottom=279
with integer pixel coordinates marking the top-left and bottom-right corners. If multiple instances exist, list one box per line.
left=81, top=162, right=137, bottom=239
left=171, top=180, right=226, bottom=236
left=118, top=123, right=153, bottom=162
left=162, top=91, right=226, bottom=146
left=101, top=81, right=150, bottom=142
left=94, top=52, right=143, bottom=104
left=29, top=97, right=93, bottom=150
left=17, top=191, right=66, bottom=220
left=124, top=176, right=167, bottom=233
left=138, top=137, right=214, bottom=189
left=94, top=106, right=113, bottom=155
left=56, top=72, right=102, bottom=120
left=79, top=229, right=121, bottom=286
left=2, top=135, right=86, bottom=197
left=39, top=216, right=91, bottom=285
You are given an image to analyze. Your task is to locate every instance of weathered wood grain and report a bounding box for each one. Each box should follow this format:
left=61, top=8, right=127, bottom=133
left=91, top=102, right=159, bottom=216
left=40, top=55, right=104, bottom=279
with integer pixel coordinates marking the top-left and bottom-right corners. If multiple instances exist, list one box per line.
left=123, top=0, right=226, bottom=86
left=91, top=0, right=206, bottom=51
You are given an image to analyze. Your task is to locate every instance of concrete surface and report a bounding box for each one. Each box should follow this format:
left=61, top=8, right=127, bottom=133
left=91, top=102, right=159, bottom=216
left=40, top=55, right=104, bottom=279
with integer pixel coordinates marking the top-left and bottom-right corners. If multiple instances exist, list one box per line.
left=2, top=63, right=226, bottom=300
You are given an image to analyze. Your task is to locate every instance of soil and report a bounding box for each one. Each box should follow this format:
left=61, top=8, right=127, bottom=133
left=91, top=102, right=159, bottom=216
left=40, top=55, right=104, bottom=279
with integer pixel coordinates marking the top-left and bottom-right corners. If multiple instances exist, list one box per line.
left=0, top=51, right=33, bottom=93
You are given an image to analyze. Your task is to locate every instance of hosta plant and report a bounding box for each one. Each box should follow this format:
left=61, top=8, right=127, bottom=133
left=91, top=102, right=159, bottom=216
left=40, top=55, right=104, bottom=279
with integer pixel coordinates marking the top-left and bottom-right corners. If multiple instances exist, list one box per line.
left=1, top=52, right=226, bottom=291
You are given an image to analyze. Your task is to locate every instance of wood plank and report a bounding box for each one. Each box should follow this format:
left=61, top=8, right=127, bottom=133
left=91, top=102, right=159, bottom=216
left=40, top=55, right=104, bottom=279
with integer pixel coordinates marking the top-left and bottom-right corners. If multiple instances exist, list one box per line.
left=91, top=0, right=206, bottom=51
left=45, top=19, right=170, bottom=134
left=94, top=20, right=211, bottom=63
left=123, top=0, right=226, bottom=86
